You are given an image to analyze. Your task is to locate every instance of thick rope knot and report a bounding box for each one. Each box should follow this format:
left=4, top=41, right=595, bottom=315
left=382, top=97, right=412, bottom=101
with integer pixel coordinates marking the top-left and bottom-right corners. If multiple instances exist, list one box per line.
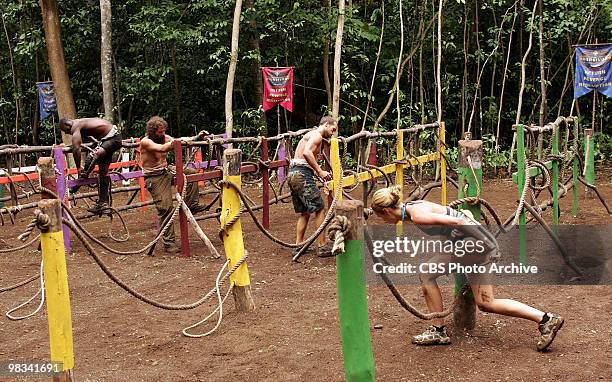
left=363, top=208, right=374, bottom=220
left=34, top=209, right=51, bottom=232
left=327, top=216, right=351, bottom=256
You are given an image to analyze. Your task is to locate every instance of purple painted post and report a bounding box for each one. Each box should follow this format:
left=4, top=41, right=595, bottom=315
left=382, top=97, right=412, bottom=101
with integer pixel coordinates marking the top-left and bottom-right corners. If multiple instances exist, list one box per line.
left=278, top=141, right=286, bottom=183
left=53, top=146, right=71, bottom=254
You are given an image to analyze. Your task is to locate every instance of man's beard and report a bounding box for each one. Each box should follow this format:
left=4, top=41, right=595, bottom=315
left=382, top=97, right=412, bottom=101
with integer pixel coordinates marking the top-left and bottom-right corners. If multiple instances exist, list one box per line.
left=149, top=133, right=165, bottom=144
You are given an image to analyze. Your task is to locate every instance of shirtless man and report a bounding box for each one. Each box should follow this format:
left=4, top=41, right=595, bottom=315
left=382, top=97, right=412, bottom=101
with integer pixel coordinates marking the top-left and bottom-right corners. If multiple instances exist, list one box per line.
left=140, top=116, right=207, bottom=254
left=287, top=116, right=338, bottom=256
left=60, top=117, right=122, bottom=214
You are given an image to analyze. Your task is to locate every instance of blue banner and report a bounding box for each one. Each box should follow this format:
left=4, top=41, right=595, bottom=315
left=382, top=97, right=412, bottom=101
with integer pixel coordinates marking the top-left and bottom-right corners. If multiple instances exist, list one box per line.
left=574, top=45, right=612, bottom=99
left=37, top=81, right=57, bottom=120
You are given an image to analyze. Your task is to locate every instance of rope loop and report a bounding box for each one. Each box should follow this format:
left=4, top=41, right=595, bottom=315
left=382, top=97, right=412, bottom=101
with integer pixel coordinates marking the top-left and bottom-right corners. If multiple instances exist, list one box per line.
left=34, top=209, right=51, bottom=232
left=327, top=215, right=351, bottom=256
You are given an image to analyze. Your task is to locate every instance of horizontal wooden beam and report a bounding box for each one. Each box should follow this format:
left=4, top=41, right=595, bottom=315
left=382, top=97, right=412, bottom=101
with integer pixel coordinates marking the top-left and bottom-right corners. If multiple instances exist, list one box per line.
left=325, top=152, right=439, bottom=189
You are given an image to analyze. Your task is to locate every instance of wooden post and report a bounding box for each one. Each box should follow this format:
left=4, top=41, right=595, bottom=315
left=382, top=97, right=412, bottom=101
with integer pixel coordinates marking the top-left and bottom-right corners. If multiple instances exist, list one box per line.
left=584, top=128, right=595, bottom=198
left=395, top=130, right=404, bottom=236
left=335, top=199, right=375, bottom=382
left=361, top=141, right=377, bottom=208
left=52, top=147, right=71, bottom=253
left=194, top=149, right=205, bottom=187
left=439, top=121, right=447, bottom=205
left=221, top=149, right=255, bottom=311
left=38, top=157, right=57, bottom=199
left=6, top=156, right=19, bottom=205
left=173, top=140, right=191, bottom=257
left=572, top=143, right=579, bottom=217
left=516, top=125, right=527, bottom=265
left=38, top=198, right=75, bottom=382
left=277, top=140, right=286, bottom=184
left=330, top=138, right=342, bottom=202
left=261, top=138, right=270, bottom=229
left=136, top=139, right=148, bottom=209
left=453, top=137, right=482, bottom=331
left=552, top=125, right=559, bottom=228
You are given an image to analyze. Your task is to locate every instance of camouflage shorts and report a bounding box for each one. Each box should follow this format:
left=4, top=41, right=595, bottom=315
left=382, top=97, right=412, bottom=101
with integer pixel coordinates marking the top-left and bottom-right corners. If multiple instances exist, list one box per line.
left=287, top=165, right=324, bottom=214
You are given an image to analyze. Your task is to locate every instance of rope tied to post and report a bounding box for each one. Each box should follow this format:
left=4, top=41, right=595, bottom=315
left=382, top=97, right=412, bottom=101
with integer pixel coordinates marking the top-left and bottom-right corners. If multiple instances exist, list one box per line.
left=327, top=215, right=351, bottom=256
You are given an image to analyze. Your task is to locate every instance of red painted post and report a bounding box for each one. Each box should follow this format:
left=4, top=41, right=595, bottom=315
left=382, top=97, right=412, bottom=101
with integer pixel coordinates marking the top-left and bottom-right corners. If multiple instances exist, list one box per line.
left=173, top=140, right=191, bottom=257
left=136, top=139, right=148, bottom=208
left=368, top=141, right=377, bottom=166
left=261, top=138, right=270, bottom=229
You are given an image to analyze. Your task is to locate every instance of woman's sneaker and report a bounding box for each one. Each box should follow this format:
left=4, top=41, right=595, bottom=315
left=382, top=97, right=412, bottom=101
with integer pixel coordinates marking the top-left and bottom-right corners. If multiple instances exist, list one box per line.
left=537, top=313, right=564, bottom=351
left=412, top=325, right=451, bottom=345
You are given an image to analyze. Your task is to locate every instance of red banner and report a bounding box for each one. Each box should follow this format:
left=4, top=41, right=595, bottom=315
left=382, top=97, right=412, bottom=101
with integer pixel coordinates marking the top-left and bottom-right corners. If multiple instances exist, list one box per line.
left=262, top=67, right=293, bottom=112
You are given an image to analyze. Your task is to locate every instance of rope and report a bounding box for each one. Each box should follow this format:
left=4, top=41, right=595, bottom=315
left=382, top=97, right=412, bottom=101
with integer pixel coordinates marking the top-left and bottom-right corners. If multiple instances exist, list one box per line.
left=38, top=185, right=183, bottom=256
left=176, top=193, right=221, bottom=259
left=364, top=227, right=462, bottom=320
left=214, top=169, right=344, bottom=262
left=0, top=273, right=39, bottom=293
left=327, top=216, right=351, bottom=256
left=63, top=217, right=248, bottom=311
left=1, top=235, right=40, bottom=253
left=6, top=260, right=45, bottom=321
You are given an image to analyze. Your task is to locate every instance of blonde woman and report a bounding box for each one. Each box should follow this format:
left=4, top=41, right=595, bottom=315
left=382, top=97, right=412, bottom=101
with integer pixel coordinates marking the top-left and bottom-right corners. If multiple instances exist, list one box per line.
left=370, top=185, right=564, bottom=351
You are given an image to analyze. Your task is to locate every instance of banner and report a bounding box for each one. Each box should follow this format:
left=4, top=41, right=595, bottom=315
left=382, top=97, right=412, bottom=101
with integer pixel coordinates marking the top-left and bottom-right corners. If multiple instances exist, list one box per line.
left=574, top=45, right=612, bottom=99
left=37, top=81, right=57, bottom=120
left=262, top=67, right=293, bottom=112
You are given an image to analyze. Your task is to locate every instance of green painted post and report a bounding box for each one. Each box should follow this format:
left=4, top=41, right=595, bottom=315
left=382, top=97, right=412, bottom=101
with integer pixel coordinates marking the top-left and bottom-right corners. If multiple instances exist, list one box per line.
left=516, top=125, right=527, bottom=265
left=335, top=200, right=375, bottom=382
left=552, top=125, right=559, bottom=229
left=454, top=136, right=482, bottom=331
left=584, top=128, right=595, bottom=197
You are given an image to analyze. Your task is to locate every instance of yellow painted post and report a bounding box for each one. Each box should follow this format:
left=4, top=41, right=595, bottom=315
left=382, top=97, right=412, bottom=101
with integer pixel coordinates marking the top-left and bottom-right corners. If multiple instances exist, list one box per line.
left=440, top=121, right=447, bottom=205
left=396, top=130, right=404, bottom=233
left=221, top=149, right=255, bottom=311
left=39, top=199, right=75, bottom=382
left=330, top=138, right=342, bottom=202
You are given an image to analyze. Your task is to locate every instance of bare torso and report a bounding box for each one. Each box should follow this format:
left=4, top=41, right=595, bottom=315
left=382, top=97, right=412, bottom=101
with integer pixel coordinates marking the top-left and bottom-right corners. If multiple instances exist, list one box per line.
left=72, top=118, right=113, bottom=141
left=140, top=135, right=172, bottom=173
left=294, top=130, right=323, bottom=160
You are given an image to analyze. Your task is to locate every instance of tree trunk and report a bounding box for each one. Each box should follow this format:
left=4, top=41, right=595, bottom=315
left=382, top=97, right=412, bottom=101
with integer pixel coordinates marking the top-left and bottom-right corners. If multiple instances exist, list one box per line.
left=39, top=0, right=76, bottom=148
left=332, top=0, right=345, bottom=120
left=322, top=0, right=332, bottom=111
left=112, top=50, right=123, bottom=127
left=461, top=0, right=468, bottom=133
left=100, top=0, right=114, bottom=122
left=171, top=44, right=181, bottom=131
left=225, top=0, right=243, bottom=142
left=246, top=0, right=265, bottom=133
left=537, top=0, right=547, bottom=158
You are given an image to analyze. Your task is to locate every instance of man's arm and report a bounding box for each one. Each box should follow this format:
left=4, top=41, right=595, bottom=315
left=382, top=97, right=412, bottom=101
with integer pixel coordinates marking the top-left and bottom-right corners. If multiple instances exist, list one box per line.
left=71, top=130, right=82, bottom=170
left=141, top=136, right=174, bottom=153
left=302, top=135, right=331, bottom=180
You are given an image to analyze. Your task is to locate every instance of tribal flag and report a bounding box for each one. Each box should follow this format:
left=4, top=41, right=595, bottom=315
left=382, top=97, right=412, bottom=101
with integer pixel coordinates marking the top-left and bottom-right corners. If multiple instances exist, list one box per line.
left=262, top=67, right=294, bottom=112
left=37, top=81, right=57, bottom=120
left=574, top=45, right=612, bottom=99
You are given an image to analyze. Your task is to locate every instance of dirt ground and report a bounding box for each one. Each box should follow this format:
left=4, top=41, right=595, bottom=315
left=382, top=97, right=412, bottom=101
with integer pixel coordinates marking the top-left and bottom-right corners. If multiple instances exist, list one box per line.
left=0, top=169, right=611, bottom=382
